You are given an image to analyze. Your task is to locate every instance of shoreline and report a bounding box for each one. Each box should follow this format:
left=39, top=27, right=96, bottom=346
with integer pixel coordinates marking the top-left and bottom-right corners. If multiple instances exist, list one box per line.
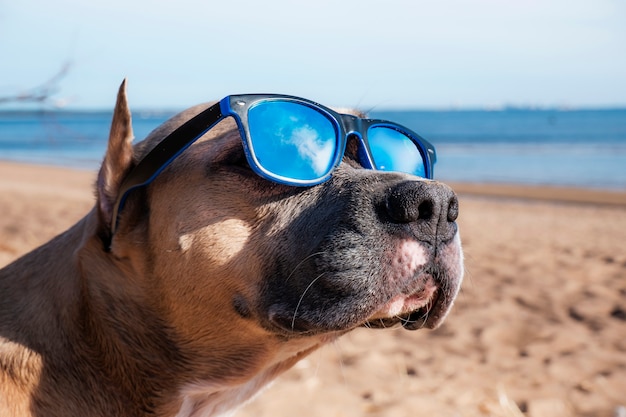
left=2, top=159, right=624, bottom=206
left=449, top=181, right=626, bottom=207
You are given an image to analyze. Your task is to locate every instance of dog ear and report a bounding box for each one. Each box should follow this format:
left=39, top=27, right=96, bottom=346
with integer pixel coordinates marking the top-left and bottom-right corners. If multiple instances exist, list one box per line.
left=96, top=79, right=135, bottom=232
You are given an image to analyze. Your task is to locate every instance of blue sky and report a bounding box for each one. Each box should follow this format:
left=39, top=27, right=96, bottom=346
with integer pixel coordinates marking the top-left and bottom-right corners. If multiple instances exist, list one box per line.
left=1, top=0, right=625, bottom=110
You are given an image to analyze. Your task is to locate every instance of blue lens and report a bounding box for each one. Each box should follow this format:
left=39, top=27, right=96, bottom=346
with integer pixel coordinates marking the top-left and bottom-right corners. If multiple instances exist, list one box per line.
left=247, top=101, right=338, bottom=182
left=367, top=126, right=426, bottom=177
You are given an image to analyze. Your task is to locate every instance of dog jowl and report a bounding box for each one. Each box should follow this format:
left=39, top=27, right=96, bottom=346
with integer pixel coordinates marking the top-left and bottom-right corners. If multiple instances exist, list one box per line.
left=0, top=81, right=463, bottom=417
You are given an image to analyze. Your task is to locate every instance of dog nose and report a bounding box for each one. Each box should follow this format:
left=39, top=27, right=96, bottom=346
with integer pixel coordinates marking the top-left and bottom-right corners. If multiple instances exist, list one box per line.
left=384, top=181, right=459, bottom=246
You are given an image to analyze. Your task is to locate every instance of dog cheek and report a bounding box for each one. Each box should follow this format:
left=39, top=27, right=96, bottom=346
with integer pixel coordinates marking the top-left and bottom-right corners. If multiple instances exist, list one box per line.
left=177, top=219, right=252, bottom=266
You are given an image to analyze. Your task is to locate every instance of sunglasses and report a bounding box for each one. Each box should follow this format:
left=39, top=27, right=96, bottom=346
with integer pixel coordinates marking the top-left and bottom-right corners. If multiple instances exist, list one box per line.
left=111, top=94, right=436, bottom=233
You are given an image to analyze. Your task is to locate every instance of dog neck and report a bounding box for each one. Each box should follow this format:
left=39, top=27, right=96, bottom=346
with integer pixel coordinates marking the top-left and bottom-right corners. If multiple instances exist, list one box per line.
left=174, top=342, right=320, bottom=417
left=0, top=211, right=179, bottom=415
left=0, top=213, right=94, bottom=413
left=0, top=213, right=90, bottom=348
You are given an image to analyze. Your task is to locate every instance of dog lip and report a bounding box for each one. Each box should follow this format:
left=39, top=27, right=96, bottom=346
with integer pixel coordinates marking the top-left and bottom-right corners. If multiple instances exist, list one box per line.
left=363, top=293, right=439, bottom=331
left=401, top=291, right=441, bottom=330
left=364, top=284, right=453, bottom=331
left=370, top=288, right=436, bottom=321
left=365, top=274, right=437, bottom=321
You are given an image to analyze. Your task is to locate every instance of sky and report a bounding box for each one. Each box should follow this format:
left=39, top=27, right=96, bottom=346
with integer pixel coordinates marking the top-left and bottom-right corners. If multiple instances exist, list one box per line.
left=1, top=0, right=625, bottom=110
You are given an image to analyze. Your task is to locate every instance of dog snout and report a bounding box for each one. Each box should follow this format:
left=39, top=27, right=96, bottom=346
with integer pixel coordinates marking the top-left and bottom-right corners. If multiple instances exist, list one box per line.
left=384, top=180, right=459, bottom=246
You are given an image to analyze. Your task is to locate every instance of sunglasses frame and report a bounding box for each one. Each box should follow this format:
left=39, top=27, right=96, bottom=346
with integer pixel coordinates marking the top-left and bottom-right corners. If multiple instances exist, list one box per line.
left=110, top=94, right=436, bottom=233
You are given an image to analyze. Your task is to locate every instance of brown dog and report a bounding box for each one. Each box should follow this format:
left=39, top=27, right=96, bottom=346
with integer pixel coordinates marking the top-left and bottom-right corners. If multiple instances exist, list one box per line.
left=0, top=81, right=463, bottom=417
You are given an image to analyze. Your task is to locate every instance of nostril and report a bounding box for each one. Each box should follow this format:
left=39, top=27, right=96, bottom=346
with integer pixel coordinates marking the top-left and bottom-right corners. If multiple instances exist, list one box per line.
left=447, top=196, right=459, bottom=222
left=384, top=197, right=412, bottom=223
left=417, top=200, right=434, bottom=221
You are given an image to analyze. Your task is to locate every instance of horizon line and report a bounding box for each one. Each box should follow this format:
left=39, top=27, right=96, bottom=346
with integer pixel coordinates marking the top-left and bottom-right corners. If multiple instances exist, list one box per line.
left=2, top=104, right=626, bottom=114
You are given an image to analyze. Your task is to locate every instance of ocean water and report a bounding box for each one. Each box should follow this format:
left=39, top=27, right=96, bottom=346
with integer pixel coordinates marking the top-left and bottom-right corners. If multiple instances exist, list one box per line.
left=0, top=108, right=625, bottom=190
left=373, top=108, right=626, bottom=190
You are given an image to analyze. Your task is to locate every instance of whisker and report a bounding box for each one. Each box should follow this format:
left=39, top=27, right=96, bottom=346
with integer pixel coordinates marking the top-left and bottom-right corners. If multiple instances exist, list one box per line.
left=329, top=339, right=348, bottom=387
left=396, top=300, right=434, bottom=329
left=420, top=303, right=433, bottom=326
left=285, top=251, right=326, bottom=283
left=373, top=318, right=388, bottom=329
left=291, top=273, right=326, bottom=331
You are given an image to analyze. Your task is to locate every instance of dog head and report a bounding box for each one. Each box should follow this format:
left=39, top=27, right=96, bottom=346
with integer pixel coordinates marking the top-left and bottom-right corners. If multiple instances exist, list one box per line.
left=97, top=80, right=463, bottom=335
left=92, top=81, right=463, bottom=405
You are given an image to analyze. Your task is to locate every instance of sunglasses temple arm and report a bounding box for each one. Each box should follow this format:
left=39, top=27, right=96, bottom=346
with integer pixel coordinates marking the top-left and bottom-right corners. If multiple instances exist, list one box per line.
left=418, top=136, right=437, bottom=179
left=110, top=102, right=224, bottom=234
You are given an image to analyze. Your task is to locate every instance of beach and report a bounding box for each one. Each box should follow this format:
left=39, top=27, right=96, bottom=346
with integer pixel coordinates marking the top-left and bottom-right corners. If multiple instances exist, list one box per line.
left=1, top=160, right=625, bottom=417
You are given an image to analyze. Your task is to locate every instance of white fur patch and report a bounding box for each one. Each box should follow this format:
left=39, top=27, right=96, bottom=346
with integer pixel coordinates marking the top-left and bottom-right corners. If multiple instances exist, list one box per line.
left=175, top=376, right=270, bottom=417
left=178, top=234, right=194, bottom=252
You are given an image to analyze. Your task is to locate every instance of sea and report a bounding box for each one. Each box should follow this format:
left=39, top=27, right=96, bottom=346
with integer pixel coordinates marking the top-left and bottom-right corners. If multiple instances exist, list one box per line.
left=1, top=108, right=625, bottom=191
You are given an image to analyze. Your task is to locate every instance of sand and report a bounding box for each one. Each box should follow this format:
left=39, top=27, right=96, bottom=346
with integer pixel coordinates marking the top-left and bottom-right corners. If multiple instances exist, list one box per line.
left=1, top=160, right=625, bottom=417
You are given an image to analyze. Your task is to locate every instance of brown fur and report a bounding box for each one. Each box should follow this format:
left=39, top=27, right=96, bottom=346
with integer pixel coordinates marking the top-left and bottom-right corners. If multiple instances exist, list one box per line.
left=0, top=82, right=463, bottom=417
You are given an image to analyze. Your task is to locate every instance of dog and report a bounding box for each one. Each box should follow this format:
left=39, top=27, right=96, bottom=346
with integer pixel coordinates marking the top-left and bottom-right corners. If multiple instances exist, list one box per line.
left=0, top=81, right=464, bottom=417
